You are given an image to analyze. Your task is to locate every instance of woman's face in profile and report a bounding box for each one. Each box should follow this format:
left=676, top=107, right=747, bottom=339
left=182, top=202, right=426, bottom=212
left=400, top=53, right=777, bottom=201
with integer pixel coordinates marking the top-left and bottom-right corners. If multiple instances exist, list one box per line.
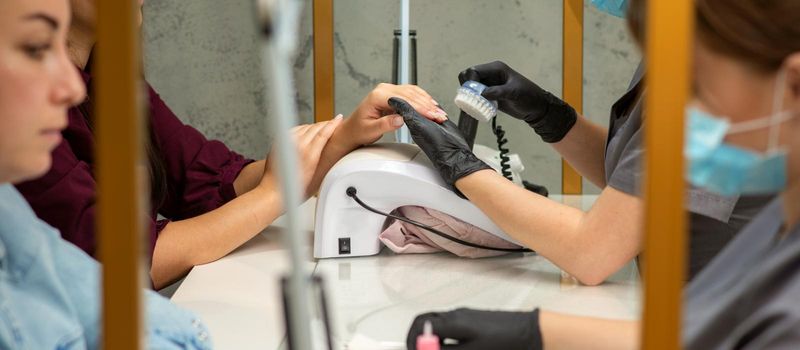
left=0, top=0, right=85, bottom=183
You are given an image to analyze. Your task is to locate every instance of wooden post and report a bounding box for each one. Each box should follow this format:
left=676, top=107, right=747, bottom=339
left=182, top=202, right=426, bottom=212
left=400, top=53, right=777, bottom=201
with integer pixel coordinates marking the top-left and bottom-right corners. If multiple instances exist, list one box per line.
left=562, top=0, right=584, bottom=194
left=314, top=0, right=335, bottom=122
left=95, top=0, right=144, bottom=348
left=641, top=0, right=693, bottom=348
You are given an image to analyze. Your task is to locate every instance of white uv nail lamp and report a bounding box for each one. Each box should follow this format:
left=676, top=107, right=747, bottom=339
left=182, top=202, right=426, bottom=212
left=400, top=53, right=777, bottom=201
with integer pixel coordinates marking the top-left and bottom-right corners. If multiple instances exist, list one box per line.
left=313, top=142, right=522, bottom=258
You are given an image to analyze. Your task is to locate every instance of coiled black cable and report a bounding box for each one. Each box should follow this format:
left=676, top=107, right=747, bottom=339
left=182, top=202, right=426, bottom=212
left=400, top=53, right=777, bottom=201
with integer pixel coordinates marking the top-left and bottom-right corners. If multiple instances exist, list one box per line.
left=491, top=117, right=549, bottom=197
left=492, top=117, right=514, bottom=181
left=346, top=187, right=533, bottom=253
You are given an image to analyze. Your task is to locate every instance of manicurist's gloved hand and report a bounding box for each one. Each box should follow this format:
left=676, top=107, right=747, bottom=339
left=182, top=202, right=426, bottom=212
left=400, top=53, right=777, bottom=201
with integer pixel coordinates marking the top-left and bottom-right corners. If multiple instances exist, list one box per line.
left=406, top=308, right=543, bottom=350
left=388, top=97, right=492, bottom=197
left=459, top=60, right=577, bottom=143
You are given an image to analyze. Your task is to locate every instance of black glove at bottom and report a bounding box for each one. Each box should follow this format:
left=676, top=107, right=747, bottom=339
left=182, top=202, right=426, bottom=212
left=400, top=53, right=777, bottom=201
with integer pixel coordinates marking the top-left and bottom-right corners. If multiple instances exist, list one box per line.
left=388, top=97, right=492, bottom=198
left=407, top=308, right=543, bottom=350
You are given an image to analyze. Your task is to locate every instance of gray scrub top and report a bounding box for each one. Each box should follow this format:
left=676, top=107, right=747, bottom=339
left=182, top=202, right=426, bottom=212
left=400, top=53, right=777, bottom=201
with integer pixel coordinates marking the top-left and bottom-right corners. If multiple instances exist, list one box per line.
left=684, top=197, right=800, bottom=349
left=604, top=63, right=772, bottom=279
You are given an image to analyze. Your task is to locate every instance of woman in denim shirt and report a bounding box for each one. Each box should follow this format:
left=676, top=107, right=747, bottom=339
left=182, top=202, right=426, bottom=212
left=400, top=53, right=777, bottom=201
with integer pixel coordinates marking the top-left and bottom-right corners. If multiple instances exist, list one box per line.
left=0, top=0, right=212, bottom=348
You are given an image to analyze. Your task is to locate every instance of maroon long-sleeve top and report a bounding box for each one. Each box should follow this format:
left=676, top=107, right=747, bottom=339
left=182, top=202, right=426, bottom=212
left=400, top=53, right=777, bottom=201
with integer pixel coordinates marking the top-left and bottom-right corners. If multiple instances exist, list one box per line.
left=15, top=69, right=254, bottom=259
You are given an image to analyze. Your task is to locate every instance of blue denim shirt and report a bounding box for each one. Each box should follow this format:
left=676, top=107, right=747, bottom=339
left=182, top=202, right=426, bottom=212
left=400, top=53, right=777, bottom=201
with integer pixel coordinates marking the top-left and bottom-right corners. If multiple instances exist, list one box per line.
left=0, top=184, right=213, bottom=349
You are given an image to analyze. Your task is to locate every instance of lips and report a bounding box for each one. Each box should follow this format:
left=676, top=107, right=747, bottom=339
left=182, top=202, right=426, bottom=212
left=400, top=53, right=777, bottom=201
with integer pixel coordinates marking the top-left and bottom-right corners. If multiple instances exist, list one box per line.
left=40, top=118, right=67, bottom=146
left=40, top=128, right=63, bottom=146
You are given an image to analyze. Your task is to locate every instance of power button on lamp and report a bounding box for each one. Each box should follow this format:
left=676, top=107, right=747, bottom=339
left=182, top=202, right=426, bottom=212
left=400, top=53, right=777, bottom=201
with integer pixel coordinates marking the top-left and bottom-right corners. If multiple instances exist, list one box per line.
left=338, top=237, right=351, bottom=255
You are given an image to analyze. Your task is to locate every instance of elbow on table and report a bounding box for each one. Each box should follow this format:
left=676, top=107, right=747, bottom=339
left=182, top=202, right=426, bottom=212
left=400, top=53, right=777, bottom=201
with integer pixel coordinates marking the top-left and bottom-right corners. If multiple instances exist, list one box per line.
left=568, top=257, right=630, bottom=287
left=573, top=271, right=609, bottom=287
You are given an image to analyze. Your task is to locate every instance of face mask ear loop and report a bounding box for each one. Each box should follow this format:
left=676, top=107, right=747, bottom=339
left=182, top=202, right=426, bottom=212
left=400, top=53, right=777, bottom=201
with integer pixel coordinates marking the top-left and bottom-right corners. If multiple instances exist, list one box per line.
left=768, top=69, right=788, bottom=152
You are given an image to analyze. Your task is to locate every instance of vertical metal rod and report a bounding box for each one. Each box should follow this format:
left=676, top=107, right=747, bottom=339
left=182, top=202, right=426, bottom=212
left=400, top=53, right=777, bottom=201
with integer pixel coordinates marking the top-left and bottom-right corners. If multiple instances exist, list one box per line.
left=395, top=0, right=412, bottom=143
left=641, top=0, right=693, bottom=348
left=260, top=0, right=314, bottom=349
left=95, top=0, right=144, bottom=349
left=562, top=0, right=584, bottom=194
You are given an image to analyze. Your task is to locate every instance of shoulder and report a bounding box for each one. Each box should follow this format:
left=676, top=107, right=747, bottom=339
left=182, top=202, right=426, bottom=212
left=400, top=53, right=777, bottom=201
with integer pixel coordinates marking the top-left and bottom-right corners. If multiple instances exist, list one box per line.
left=144, top=82, right=195, bottom=141
left=0, top=185, right=66, bottom=277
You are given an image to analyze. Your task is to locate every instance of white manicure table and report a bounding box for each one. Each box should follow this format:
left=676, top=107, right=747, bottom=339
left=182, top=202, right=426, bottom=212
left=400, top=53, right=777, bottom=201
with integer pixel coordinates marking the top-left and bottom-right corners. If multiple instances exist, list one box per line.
left=171, top=195, right=640, bottom=350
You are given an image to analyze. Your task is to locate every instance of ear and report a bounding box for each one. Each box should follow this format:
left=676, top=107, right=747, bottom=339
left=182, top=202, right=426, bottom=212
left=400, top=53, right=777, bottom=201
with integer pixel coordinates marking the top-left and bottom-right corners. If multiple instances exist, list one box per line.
left=786, top=53, right=800, bottom=103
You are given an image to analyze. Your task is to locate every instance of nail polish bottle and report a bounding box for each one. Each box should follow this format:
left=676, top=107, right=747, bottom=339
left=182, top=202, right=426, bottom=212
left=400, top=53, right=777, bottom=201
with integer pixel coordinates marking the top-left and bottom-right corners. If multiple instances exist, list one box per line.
left=416, top=321, right=440, bottom=350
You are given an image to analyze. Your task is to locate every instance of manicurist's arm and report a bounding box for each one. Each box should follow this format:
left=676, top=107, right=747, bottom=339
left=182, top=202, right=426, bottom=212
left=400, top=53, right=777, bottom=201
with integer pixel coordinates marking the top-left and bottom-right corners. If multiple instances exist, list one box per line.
left=551, top=115, right=610, bottom=188
left=458, top=61, right=610, bottom=187
left=457, top=169, right=642, bottom=285
left=540, top=311, right=639, bottom=350
left=406, top=307, right=639, bottom=350
left=391, top=98, right=643, bottom=286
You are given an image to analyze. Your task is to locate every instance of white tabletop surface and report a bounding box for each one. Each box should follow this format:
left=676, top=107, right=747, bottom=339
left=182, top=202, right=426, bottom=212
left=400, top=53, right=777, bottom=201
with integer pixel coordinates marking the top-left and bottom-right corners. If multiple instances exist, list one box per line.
left=171, top=195, right=640, bottom=350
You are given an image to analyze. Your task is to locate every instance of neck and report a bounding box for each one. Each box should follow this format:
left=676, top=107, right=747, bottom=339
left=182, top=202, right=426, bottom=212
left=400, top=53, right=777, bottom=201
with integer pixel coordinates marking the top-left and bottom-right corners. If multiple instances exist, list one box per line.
left=0, top=174, right=20, bottom=185
left=784, top=182, right=800, bottom=232
left=68, top=24, right=95, bottom=70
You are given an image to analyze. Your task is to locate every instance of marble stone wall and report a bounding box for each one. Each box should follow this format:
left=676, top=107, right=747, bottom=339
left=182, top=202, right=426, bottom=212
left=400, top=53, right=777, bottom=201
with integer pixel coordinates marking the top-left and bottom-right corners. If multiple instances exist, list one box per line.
left=142, top=0, right=315, bottom=160
left=143, top=0, right=639, bottom=194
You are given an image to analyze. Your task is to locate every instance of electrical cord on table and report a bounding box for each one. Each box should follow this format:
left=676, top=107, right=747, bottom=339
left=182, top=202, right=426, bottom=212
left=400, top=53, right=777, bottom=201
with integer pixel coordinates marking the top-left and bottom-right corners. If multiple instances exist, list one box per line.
left=346, top=187, right=533, bottom=253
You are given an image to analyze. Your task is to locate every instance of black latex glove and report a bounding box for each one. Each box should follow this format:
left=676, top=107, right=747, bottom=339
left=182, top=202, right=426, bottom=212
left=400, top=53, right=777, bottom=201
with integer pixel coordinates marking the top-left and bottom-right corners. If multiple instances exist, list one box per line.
left=459, top=60, right=577, bottom=143
left=407, top=308, right=543, bottom=350
left=388, top=97, right=492, bottom=198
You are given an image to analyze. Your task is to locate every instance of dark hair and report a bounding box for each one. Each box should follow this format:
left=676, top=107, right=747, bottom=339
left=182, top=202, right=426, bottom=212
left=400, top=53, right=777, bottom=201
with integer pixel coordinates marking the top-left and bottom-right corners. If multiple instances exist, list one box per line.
left=77, top=100, right=168, bottom=208
left=83, top=55, right=168, bottom=208
left=627, top=0, right=800, bottom=72
left=144, top=128, right=168, bottom=208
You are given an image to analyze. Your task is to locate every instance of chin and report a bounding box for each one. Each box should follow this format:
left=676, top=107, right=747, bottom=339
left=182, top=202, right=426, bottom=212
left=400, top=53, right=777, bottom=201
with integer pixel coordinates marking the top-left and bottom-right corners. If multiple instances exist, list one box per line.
left=14, top=157, right=53, bottom=183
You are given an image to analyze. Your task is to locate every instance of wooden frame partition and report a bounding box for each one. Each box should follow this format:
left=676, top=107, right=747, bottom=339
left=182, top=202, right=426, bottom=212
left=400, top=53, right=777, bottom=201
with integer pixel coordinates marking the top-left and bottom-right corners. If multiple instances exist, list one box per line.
left=95, top=0, right=144, bottom=349
left=562, top=0, right=584, bottom=195
left=641, top=0, right=693, bottom=348
left=314, top=0, right=335, bottom=122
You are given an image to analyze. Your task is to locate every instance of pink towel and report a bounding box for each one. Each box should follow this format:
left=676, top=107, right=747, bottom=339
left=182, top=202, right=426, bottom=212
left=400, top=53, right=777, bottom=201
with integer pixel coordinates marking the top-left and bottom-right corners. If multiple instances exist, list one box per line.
left=378, top=206, right=523, bottom=258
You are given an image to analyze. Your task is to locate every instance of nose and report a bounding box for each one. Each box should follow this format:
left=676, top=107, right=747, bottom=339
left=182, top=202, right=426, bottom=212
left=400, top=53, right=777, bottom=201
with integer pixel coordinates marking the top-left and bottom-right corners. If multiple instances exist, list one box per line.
left=52, top=47, right=87, bottom=107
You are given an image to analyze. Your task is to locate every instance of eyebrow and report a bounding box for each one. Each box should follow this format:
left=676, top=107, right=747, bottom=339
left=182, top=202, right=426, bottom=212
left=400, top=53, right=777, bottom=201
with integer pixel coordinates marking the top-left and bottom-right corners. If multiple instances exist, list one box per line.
left=23, top=13, right=59, bottom=30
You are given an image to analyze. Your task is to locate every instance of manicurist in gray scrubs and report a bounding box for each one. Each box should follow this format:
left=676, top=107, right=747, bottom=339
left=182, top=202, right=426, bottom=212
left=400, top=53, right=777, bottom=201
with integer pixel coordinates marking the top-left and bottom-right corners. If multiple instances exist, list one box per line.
left=604, top=62, right=771, bottom=278
left=403, top=0, right=800, bottom=348
left=390, top=0, right=769, bottom=287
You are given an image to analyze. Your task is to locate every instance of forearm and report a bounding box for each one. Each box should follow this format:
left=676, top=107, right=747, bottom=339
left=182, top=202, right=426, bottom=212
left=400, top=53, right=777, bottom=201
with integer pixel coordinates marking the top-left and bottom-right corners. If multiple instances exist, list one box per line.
left=150, top=185, right=282, bottom=289
left=456, top=170, right=642, bottom=285
left=307, top=125, right=358, bottom=194
left=239, top=119, right=351, bottom=198
left=540, top=311, right=639, bottom=350
left=233, top=160, right=267, bottom=196
left=551, top=115, right=609, bottom=188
